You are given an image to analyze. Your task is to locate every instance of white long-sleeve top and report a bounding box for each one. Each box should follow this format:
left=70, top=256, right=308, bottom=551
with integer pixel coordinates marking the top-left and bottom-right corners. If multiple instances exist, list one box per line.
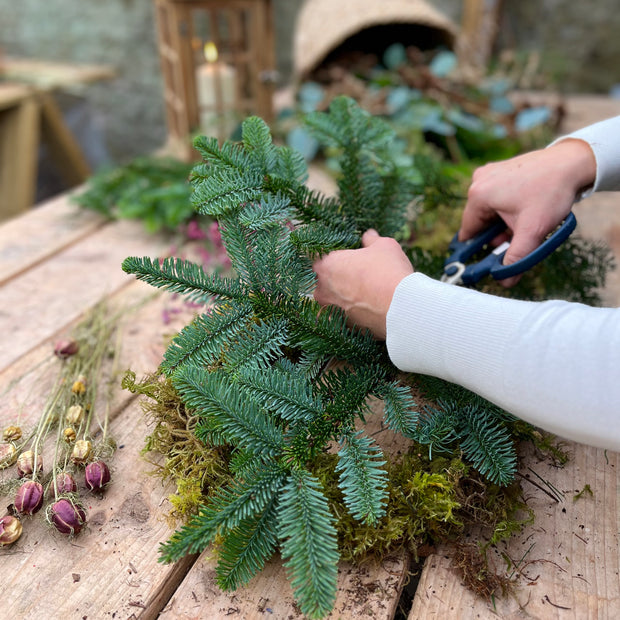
left=386, top=116, right=620, bottom=451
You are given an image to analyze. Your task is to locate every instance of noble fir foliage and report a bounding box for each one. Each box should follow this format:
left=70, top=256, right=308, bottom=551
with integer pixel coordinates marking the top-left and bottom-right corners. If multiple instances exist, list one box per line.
left=122, top=97, right=521, bottom=618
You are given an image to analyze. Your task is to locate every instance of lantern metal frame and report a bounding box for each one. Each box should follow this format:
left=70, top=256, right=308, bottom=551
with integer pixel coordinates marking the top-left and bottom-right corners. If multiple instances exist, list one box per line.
left=153, top=0, right=276, bottom=159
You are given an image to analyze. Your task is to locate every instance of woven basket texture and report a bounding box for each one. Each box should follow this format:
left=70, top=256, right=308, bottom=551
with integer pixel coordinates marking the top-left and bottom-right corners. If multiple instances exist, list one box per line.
left=293, top=0, right=458, bottom=76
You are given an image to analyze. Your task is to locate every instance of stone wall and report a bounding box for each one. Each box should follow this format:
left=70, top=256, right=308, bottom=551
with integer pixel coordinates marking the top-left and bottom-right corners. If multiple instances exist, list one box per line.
left=1, top=0, right=618, bottom=165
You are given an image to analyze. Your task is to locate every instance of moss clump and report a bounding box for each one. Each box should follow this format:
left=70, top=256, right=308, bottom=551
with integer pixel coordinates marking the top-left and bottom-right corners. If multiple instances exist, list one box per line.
left=127, top=368, right=534, bottom=601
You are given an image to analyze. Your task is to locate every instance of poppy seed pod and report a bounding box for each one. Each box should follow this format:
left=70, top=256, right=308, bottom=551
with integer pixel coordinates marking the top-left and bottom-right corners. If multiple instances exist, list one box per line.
left=0, top=515, right=23, bottom=546
left=54, top=472, right=78, bottom=495
left=49, top=499, right=87, bottom=535
left=85, top=461, right=111, bottom=492
left=14, top=480, right=44, bottom=515
left=17, top=450, right=43, bottom=478
left=0, top=443, right=17, bottom=469
left=3, top=425, right=22, bottom=442
left=54, top=339, right=79, bottom=359
left=70, top=439, right=92, bottom=465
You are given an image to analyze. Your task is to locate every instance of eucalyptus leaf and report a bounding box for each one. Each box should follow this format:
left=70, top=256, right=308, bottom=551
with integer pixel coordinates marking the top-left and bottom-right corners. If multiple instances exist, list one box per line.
left=428, top=50, right=457, bottom=77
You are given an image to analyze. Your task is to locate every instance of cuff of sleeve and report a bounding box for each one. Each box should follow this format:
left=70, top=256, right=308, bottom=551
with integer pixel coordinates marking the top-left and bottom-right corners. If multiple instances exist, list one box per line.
left=549, top=115, right=620, bottom=195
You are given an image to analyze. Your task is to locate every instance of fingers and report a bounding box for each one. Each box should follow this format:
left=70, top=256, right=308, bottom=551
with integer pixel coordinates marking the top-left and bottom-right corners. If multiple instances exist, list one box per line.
left=361, top=229, right=380, bottom=246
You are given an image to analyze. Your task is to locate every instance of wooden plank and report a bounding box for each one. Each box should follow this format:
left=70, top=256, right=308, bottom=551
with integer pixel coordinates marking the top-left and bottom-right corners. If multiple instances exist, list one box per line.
left=0, top=191, right=106, bottom=286
left=0, top=216, right=175, bottom=372
left=159, top=398, right=413, bottom=619
left=1, top=260, right=201, bottom=619
left=409, top=441, right=620, bottom=618
left=3, top=57, right=116, bottom=93
left=1, top=396, right=196, bottom=620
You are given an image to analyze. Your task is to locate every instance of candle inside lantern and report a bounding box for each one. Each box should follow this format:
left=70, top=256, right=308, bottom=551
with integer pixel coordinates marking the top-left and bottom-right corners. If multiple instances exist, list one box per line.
left=195, top=41, right=237, bottom=138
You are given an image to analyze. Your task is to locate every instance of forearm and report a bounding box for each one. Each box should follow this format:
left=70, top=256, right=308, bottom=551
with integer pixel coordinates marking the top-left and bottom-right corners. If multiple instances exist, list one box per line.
left=387, top=273, right=620, bottom=450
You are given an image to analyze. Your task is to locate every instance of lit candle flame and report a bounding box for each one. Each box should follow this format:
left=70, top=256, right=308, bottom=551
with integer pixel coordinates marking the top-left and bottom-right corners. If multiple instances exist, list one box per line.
left=204, top=41, right=218, bottom=63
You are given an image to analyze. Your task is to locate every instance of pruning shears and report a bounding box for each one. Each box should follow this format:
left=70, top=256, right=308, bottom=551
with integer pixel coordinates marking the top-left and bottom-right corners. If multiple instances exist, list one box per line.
left=441, top=212, right=577, bottom=286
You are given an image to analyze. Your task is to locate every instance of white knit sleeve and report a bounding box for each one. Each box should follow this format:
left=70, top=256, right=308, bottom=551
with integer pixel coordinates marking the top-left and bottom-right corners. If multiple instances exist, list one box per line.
left=386, top=273, right=620, bottom=451
left=550, top=115, right=620, bottom=194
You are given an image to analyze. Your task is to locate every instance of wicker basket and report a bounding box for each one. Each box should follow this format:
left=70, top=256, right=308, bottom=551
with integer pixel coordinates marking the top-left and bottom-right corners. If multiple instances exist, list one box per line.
left=293, top=0, right=459, bottom=77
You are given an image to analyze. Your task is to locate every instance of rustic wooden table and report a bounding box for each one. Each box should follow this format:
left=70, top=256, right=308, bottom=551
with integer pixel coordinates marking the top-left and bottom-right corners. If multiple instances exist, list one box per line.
left=1, top=94, right=619, bottom=620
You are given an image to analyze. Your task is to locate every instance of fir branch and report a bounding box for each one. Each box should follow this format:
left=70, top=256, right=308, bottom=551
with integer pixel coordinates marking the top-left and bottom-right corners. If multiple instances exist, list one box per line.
left=122, top=256, right=245, bottom=305
left=236, top=364, right=324, bottom=423
left=290, top=224, right=360, bottom=256
left=288, top=297, right=385, bottom=367
left=414, top=404, right=459, bottom=459
left=238, top=194, right=294, bottom=230
left=378, top=381, right=419, bottom=438
left=456, top=404, right=517, bottom=485
left=216, top=496, right=280, bottom=590
left=272, top=145, right=309, bottom=184
left=192, top=135, right=251, bottom=173
left=221, top=318, right=289, bottom=372
left=173, top=367, right=284, bottom=458
left=191, top=167, right=264, bottom=217
left=160, top=302, right=253, bottom=376
left=336, top=430, right=388, bottom=525
left=278, top=468, right=339, bottom=620
left=159, top=460, right=286, bottom=562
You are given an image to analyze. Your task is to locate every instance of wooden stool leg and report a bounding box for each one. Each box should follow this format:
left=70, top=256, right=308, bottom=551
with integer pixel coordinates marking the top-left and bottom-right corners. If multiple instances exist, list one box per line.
left=0, top=95, right=40, bottom=221
left=38, top=91, right=91, bottom=187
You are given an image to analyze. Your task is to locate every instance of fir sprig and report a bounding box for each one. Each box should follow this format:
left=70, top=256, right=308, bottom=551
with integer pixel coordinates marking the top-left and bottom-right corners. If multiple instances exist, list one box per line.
left=123, top=97, right=530, bottom=616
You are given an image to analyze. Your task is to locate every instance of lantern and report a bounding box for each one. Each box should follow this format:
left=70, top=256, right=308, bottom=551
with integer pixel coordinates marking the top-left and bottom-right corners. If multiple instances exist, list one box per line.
left=153, top=0, right=276, bottom=160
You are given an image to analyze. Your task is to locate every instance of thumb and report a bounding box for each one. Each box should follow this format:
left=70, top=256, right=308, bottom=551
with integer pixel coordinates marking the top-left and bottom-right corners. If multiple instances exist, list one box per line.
left=361, top=229, right=380, bottom=247
left=499, top=229, right=546, bottom=287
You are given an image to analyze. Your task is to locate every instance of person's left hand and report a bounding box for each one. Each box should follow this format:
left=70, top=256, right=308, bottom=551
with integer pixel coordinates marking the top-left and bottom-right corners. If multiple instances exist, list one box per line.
left=313, top=229, right=414, bottom=339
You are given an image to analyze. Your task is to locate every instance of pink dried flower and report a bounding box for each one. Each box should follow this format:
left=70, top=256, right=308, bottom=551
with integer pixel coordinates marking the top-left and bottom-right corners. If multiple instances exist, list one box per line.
left=54, top=339, right=79, bottom=359
left=0, top=515, right=23, bottom=546
left=54, top=472, right=78, bottom=495
left=208, top=221, right=223, bottom=247
left=49, top=499, right=87, bottom=535
left=15, top=480, right=44, bottom=515
left=186, top=219, right=208, bottom=240
left=85, top=460, right=111, bottom=492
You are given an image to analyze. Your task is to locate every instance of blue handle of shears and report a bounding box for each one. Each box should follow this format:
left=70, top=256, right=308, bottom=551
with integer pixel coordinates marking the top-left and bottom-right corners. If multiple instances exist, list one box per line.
left=445, top=212, right=577, bottom=285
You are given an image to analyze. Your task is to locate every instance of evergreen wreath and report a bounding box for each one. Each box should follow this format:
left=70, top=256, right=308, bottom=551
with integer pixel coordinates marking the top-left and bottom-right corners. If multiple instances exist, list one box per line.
left=121, top=96, right=604, bottom=618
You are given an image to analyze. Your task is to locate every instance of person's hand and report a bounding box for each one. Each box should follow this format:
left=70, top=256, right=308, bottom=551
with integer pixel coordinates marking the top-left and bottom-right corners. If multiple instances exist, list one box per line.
left=313, top=229, right=414, bottom=339
left=460, top=138, right=596, bottom=286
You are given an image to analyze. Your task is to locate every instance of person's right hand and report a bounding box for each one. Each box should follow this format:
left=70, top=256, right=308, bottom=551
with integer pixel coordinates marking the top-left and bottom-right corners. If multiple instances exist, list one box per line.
left=460, top=138, right=597, bottom=286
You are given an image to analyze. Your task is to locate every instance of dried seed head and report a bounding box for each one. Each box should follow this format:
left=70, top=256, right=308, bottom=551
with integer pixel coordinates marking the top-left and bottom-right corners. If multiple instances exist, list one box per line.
left=71, top=379, right=87, bottom=396
left=54, top=472, right=78, bottom=495
left=0, top=443, right=18, bottom=469
left=49, top=499, right=87, bottom=535
left=85, top=461, right=111, bottom=492
left=0, top=515, right=23, bottom=546
left=65, top=405, right=84, bottom=425
left=63, top=427, right=77, bottom=443
left=14, top=480, right=44, bottom=515
left=70, top=439, right=92, bottom=465
left=3, top=425, right=22, bottom=442
left=54, top=339, right=79, bottom=359
left=16, top=450, right=43, bottom=478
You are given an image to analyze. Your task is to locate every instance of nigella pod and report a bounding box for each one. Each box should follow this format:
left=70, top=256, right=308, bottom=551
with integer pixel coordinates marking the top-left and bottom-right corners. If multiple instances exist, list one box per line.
left=85, top=461, right=111, bottom=492
left=0, top=515, right=23, bottom=546
left=14, top=480, right=44, bottom=515
left=54, top=472, right=78, bottom=495
left=49, top=499, right=87, bottom=535
left=17, top=450, right=43, bottom=478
